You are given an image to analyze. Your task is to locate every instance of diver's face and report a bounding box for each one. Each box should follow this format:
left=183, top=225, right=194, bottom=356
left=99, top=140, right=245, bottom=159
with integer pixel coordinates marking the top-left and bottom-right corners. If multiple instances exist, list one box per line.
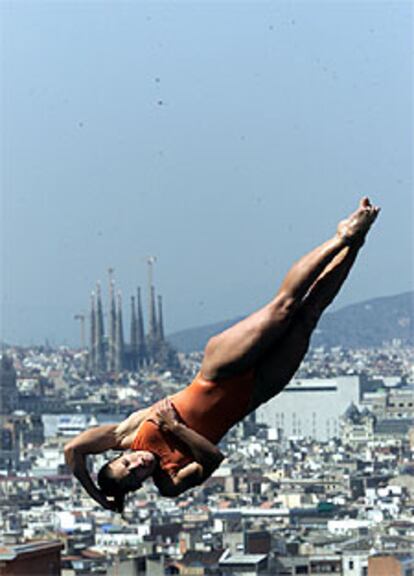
left=109, top=451, right=156, bottom=488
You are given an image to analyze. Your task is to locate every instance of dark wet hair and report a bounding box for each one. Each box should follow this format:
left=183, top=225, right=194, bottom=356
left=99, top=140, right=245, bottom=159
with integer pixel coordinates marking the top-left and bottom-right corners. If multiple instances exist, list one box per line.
left=97, top=459, right=142, bottom=514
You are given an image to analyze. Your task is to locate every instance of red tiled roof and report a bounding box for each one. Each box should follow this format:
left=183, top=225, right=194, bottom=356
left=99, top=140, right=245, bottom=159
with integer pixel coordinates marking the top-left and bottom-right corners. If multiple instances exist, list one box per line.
left=260, top=501, right=274, bottom=509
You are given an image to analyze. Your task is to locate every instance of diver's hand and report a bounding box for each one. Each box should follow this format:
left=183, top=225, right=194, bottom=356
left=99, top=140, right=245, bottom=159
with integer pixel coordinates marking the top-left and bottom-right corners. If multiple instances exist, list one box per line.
left=148, top=398, right=180, bottom=432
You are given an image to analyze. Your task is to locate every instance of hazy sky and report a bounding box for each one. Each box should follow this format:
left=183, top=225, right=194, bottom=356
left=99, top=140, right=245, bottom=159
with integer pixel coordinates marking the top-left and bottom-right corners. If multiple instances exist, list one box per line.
left=1, top=1, right=412, bottom=347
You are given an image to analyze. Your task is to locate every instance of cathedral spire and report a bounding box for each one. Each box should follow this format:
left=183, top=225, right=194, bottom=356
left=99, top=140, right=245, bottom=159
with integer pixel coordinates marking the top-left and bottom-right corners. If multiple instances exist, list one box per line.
left=89, top=291, right=96, bottom=372
left=137, top=287, right=147, bottom=367
left=115, top=291, right=124, bottom=373
left=146, top=256, right=158, bottom=360
left=148, top=285, right=158, bottom=363
left=157, top=294, right=165, bottom=342
left=148, top=285, right=158, bottom=342
left=108, top=269, right=116, bottom=372
left=130, top=295, right=138, bottom=371
left=95, top=282, right=106, bottom=372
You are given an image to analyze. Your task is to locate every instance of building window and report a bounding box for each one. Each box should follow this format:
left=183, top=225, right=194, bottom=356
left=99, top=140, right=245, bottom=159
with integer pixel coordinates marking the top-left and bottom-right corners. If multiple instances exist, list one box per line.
left=348, top=560, right=354, bottom=569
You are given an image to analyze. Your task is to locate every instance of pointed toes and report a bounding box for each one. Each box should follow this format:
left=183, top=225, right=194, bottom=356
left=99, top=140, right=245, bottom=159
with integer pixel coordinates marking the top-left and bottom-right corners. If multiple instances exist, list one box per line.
left=360, top=196, right=371, bottom=208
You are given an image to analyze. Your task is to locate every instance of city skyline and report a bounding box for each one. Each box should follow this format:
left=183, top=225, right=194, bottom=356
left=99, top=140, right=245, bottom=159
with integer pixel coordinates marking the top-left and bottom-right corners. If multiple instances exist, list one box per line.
left=1, top=337, right=413, bottom=574
left=1, top=2, right=412, bottom=346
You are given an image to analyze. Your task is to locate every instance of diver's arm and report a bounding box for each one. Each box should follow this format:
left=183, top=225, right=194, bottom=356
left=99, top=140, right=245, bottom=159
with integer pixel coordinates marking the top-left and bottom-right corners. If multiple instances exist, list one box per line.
left=153, top=452, right=223, bottom=498
left=114, top=407, right=153, bottom=447
left=149, top=399, right=224, bottom=495
left=169, top=422, right=224, bottom=478
left=64, top=407, right=151, bottom=459
left=64, top=425, right=122, bottom=510
left=153, top=461, right=203, bottom=497
left=64, top=406, right=151, bottom=508
left=65, top=424, right=121, bottom=456
left=64, top=444, right=116, bottom=510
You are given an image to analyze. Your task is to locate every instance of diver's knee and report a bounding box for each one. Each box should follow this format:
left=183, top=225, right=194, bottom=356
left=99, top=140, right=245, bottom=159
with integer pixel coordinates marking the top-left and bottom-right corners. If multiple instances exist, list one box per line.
left=272, top=292, right=300, bottom=321
left=203, top=335, right=220, bottom=360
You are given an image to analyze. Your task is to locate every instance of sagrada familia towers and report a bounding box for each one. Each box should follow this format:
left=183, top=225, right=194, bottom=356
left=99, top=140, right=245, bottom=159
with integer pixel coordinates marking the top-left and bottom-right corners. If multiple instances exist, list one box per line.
left=88, top=262, right=178, bottom=374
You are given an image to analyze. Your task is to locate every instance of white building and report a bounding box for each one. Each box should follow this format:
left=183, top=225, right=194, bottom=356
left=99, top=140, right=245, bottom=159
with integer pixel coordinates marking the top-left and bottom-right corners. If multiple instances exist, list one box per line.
left=255, top=376, right=360, bottom=441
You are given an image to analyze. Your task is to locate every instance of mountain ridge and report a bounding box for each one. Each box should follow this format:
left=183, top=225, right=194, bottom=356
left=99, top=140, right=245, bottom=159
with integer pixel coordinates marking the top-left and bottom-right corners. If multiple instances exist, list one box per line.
left=167, top=291, right=414, bottom=352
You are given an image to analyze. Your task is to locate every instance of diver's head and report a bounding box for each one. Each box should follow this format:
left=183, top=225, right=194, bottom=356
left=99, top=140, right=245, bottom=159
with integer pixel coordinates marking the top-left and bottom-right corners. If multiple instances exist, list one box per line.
left=97, top=451, right=156, bottom=512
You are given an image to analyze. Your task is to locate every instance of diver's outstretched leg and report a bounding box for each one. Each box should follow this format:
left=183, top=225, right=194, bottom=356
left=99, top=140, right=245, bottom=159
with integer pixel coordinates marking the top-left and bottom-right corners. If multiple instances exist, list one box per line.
left=251, top=244, right=361, bottom=407
left=201, top=198, right=379, bottom=380
left=250, top=201, right=379, bottom=407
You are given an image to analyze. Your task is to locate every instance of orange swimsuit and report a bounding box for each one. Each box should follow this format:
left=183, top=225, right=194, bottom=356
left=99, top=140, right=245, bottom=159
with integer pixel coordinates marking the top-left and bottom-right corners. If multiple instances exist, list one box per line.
left=131, top=370, right=256, bottom=477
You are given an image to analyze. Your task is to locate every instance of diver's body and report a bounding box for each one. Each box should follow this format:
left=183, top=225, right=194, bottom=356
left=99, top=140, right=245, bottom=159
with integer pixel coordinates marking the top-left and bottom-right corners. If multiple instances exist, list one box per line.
left=65, top=198, right=379, bottom=512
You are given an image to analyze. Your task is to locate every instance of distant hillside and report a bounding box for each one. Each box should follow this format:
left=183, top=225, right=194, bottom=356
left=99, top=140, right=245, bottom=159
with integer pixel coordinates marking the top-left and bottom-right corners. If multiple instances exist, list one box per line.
left=312, top=291, right=413, bottom=348
left=167, top=292, right=414, bottom=352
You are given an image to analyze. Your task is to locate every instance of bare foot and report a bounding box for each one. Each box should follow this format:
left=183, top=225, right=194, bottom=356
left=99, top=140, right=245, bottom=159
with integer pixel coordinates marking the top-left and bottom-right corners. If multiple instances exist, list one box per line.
left=337, top=197, right=380, bottom=244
